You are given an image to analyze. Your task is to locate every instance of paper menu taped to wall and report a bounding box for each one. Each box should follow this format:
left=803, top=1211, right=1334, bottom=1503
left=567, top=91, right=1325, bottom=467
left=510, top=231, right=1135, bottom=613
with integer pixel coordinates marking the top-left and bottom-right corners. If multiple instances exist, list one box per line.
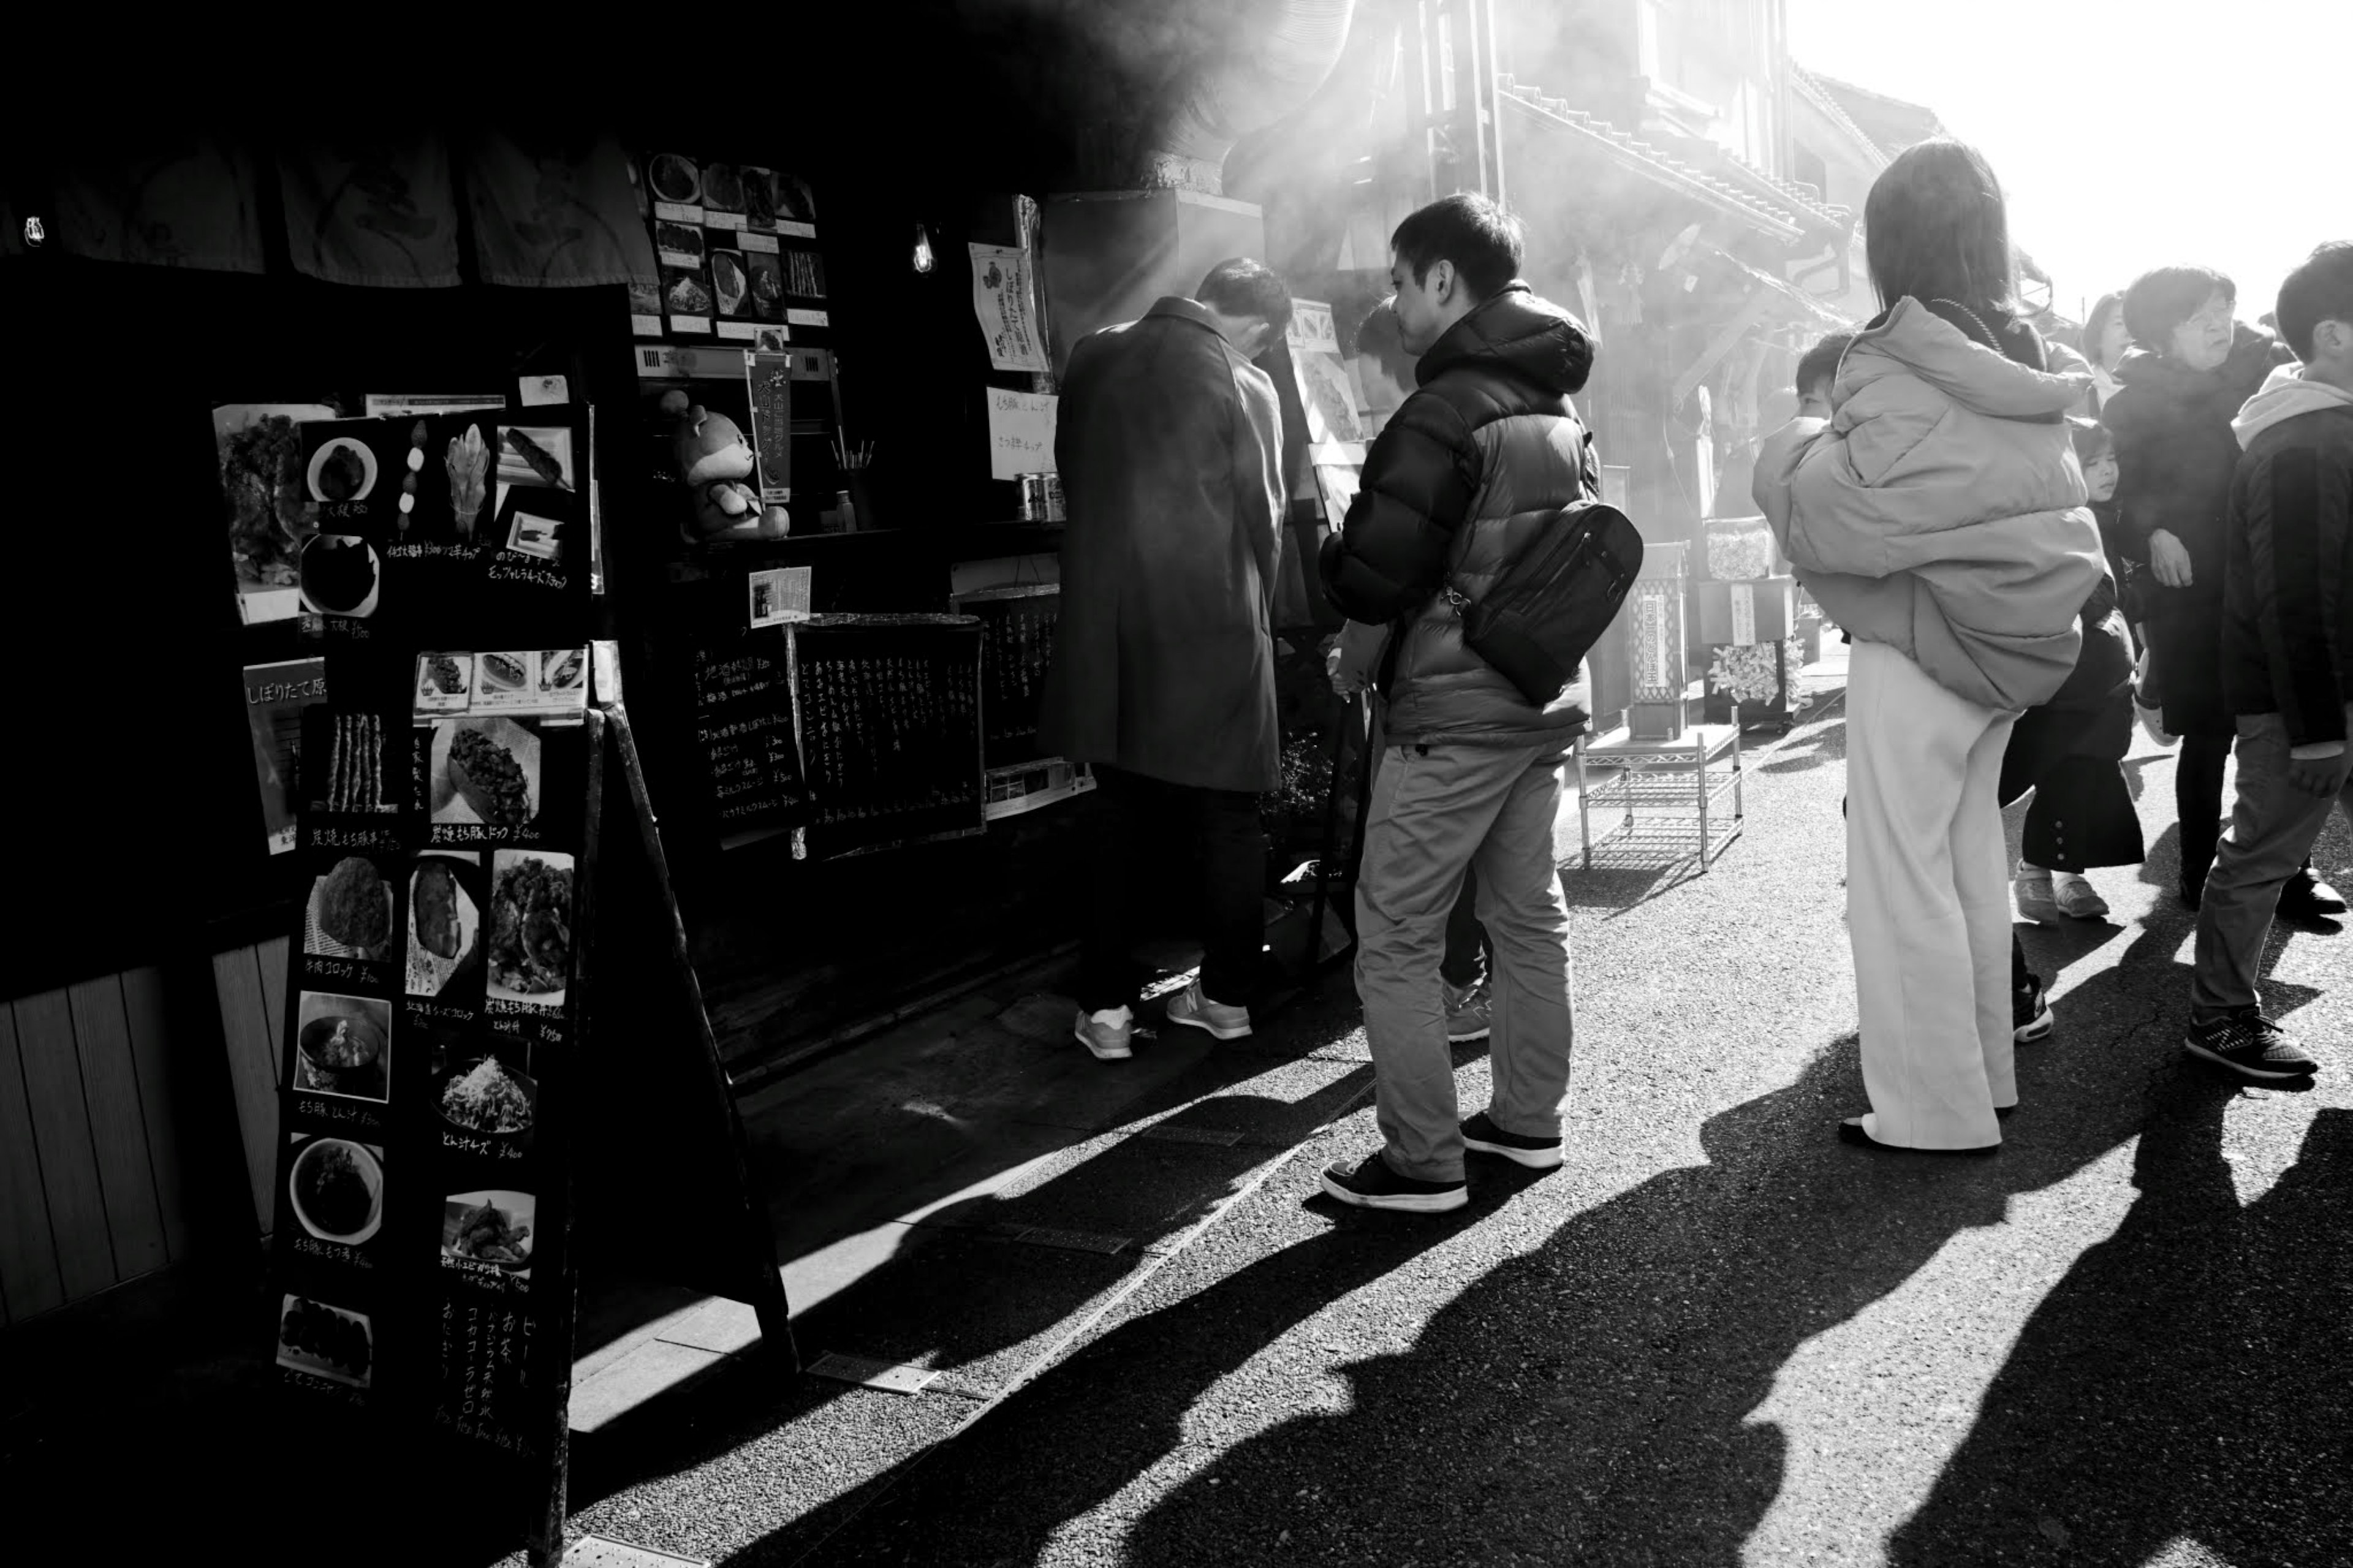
left=971, top=243, right=1050, bottom=373
left=986, top=388, right=1058, bottom=482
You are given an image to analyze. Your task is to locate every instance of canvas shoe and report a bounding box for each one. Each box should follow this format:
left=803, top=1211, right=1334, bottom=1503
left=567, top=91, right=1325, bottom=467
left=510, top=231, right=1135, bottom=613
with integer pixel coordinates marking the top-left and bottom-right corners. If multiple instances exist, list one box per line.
left=1073, top=1006, right=1134, bottom=1061
left=1318, top=1151, right=1468, bottom=1213
left=2051, top=872, right=2109, bottom=920
left=2013, top=863, right=2059, bottom=925
left=1444, top=979, right=1493, bottom=1043
left=2184, top=1010, right=2319, bottom=1081
left=1461, top=1111, right=1563, bottom=1170
left=2014, top=974, right=2054, bottom=1045
left=1165, top=980, right=1252, bottom=1040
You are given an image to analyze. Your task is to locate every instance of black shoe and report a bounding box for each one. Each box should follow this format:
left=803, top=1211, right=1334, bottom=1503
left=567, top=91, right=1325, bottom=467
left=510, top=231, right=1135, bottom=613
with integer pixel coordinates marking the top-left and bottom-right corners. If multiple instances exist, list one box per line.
left=2184, top=1011, right=2319, bottom=1081
left=1318, top=1151, right=1468, bottom=1213
left=2013, top=975, right=2054, bottom=1044
left=1461, top=1111, right=1564, bottom=1170
left=1837, top=1117, right=1998, bottom=1154
left=2278, top=866, right=2347, bottom=920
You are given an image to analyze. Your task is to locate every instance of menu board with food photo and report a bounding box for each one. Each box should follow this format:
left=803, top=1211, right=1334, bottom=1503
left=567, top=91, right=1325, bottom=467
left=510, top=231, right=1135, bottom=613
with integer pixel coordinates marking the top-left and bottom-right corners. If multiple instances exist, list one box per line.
left=305, top=709, right=404, bottom=824
left=284, top=1133, right=388, bottom=1259
left=292, top=991, right=393, bottom=1107
left=486, top=849, right=574, bottom=1012
left=277, top=1292, right=374, bottom=1390
left=303, top=853, right=400, bottom=972
left=218, top=401, right=343, bottom=627
left=443, top=1188, right=536, bottom=1287
left=433, top=1038, right=536, bottom=1158
left=428, top=716, right=543, bottom=837
left=246, top=657, right=330, bottom=854
left=413, top=648, right=590, bottom=723
left=406, top=852, right=487, bottom=1006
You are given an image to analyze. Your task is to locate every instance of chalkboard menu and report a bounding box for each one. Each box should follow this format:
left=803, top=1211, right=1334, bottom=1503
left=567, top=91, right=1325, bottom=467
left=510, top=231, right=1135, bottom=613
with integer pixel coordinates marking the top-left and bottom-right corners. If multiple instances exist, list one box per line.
left=794, top=615, right=985, bottom=860
left=689, top=636, right=809, bottom=847
left=268, top=700, right=595, bottom=1447
left=956, top=585, right=1059, bottom=770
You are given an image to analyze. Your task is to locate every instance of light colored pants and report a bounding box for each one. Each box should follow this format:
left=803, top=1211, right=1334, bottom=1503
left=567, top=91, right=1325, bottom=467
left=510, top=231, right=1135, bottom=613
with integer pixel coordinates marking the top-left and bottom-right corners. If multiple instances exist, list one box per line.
left=1354, top=740, right=1574, bottom=1183
left=2191, top=706, right=2353, bottom=1020
left=1847, top=642, right=2018, bottom=1149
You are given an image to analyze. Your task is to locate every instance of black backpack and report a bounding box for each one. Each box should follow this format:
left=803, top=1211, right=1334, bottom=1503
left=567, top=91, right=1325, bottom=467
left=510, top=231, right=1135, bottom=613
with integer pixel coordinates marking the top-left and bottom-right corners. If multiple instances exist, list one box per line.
left=1444, top=501, right=1643, bottom=706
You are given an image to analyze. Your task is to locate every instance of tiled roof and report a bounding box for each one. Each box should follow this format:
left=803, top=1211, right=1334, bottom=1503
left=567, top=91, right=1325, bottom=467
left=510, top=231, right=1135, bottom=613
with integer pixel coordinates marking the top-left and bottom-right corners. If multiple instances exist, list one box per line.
left=1789, top=64, right=1886, bottom=170
left=1496, top=78, right=1808, bottom=244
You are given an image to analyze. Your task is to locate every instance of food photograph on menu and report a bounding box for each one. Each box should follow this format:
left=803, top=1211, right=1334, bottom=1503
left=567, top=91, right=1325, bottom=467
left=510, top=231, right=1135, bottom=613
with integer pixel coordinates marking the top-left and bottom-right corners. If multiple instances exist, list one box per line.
left=286, top=1134, right=385, bottom=1247
left=276, top=1293, right=373, bottom=1388
left=415, top=652, right=473, bottom=714
left=294, top=992, right=393, bottom=1104
left=217, top=401, right=339, bottom=622
left=488, top=849, right=574, bottom=1009
left=297, top=533, right=381, bottom=618
left=406, top=852, right=486, bottom=1001
left=433, top=1039, right=536, bottom=1146
left=429, top=716, right=542, bottom=829
left=442, top=1189, right=536, bottom=1279
left=312, top=711, right=399, bottom=815
left=646, top=152, right=701, bottom=207
left=538, top=647, right=586, bottom=699
left=303, top=855, right=396, bottom=963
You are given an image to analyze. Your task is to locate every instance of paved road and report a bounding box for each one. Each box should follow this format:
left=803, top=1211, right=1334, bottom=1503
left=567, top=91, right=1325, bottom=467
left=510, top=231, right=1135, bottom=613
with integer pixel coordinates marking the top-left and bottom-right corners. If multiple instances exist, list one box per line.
left=555, top=691, right=2350, bottom=1567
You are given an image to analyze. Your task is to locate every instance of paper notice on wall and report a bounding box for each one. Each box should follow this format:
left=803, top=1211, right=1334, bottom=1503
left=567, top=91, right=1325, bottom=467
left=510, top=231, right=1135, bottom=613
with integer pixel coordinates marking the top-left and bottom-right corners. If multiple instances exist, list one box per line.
left=971, top=243, right=1050, bottom=373
left=1285, top=298, right=1366, bottom=448
left=748, top=566, right=812, bottom=628
left=1729, top=583, right=1756, bottom=646
left=986, top=388, right=1058, bottom=481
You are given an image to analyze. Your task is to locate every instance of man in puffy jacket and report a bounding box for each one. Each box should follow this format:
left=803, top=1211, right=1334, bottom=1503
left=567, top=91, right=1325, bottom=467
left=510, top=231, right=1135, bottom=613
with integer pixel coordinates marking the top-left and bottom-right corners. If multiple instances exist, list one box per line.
left=1316, top=193, right=1598, bottom=1212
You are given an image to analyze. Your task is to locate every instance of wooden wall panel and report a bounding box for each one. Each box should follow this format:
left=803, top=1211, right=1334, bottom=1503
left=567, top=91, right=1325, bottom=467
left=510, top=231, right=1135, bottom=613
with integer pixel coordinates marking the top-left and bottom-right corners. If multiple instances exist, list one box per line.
left=66, top=979, right=169, bottom=1280
left=118, top=966, right=194, bottom=1263
left=9, top=990, right=115, bottom=1301
left=211, top=946, right=280, bottom=1233
left=0, top=1004, right=63, bottom=1324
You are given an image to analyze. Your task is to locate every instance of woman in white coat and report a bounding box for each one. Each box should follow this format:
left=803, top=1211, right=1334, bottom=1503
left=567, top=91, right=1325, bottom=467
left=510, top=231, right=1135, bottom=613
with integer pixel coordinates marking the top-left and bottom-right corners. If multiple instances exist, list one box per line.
left=1754, top=140, right=2107, bottom=1152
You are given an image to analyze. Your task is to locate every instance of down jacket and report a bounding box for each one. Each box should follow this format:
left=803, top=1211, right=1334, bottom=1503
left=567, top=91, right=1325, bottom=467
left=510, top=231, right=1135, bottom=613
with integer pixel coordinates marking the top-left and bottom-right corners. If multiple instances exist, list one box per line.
left=1318, top=283, right=1600, bottom=746
left=2222, top=365, right=2353, bottom=747
left=2099, top=322, right=2297, bottom=737
left=1754, top=296, right=2105, bottom=711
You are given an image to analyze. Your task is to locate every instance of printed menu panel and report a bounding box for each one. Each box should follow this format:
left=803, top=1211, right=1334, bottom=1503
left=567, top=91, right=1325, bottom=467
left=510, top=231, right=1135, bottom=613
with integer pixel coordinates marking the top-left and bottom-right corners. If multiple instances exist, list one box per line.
left=690, top=636, right=810, bottom=844
left=267, top=700, right=594, bottom=1458
left=792, top=616, right=986, bottom=860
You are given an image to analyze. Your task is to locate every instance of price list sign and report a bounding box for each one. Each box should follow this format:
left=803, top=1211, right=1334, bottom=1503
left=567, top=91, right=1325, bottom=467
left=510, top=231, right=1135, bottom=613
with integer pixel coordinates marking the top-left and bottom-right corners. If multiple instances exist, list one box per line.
left=792, top=616, right=985, bottom=859
left=266, top=699, right=598, bottom=1466
left=689, top=637, right=811, bottom=844
left=955, top=586, right=1059, bottom=769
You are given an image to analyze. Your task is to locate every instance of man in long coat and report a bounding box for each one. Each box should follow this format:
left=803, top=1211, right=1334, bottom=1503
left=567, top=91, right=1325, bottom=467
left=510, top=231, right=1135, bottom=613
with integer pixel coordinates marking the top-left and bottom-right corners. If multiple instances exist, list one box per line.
left=1040, top=257, right=1290, bottom=1062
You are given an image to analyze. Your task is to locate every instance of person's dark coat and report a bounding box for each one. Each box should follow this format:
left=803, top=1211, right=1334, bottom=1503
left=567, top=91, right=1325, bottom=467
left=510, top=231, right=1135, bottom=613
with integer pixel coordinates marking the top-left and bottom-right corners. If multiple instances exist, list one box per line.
left=1039, top=297, right=1287, bottom=793
left=2100, top=323, right=2296, bottom=736
left=2222, top=368, right=2353, bottom=744
left=1317, top=282, right=1600, bottom=746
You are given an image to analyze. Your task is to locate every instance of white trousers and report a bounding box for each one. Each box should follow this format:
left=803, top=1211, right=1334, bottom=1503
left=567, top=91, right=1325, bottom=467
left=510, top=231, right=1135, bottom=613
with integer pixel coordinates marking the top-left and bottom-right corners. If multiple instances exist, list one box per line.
left=1846, top=641, right=2019, bottom=1149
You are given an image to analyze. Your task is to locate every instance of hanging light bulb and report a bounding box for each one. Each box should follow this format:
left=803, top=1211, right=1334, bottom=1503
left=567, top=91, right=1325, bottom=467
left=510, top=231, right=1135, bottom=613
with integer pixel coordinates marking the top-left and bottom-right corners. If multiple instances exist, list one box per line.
left=912, top=222, right=935, bottom=275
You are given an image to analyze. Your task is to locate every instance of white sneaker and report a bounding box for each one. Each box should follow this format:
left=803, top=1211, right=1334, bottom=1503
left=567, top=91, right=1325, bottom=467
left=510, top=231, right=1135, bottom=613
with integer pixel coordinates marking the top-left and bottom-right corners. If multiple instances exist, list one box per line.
left=2013, top=863, right=2059, bottom=925
left=2052, top=872, right=2110, bottom=920
left=1164, top=980, right=1251, bottom=1040
left=1073, top=1006, right=1134, bottom=1061
left=2134, top=701, right=2175, bottom=749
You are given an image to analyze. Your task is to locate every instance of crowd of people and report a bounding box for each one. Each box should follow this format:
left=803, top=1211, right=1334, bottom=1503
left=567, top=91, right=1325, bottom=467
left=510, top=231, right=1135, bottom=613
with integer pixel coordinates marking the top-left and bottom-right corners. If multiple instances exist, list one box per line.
left=1036, top=140, right=2353, bottom=1208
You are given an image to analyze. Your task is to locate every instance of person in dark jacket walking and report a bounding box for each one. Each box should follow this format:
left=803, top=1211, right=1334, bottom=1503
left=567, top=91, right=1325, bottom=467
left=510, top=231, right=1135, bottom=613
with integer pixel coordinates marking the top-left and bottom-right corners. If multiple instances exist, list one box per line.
left=1040, top=259, right=1290, bottom=1062
left=2186, top=242, right=2353, bottom=1081
left=1316, top=193, right=1598, bottom=1211
left=2100, top=267, right=2342, bottom=917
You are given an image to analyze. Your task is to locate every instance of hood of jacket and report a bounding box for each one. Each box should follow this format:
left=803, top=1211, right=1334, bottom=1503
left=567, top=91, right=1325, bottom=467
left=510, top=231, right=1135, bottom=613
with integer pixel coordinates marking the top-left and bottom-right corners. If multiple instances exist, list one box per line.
left=1838, top=297, right=2088, bottom=422
left=1416, top=282, right=1595, bottom=398
left=2233, top=363, right=2353, bottom=448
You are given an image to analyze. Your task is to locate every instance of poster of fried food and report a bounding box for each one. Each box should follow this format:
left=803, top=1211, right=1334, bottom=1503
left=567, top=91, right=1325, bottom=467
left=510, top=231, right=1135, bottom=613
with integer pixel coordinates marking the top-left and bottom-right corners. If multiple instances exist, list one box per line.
left=486, top=849, right=574, bottom=1010
left=304, top=854, right=398, bottom=963
left=429, top=716, right=542, bottom=831
left=406, top=851, right=485, bottom=1002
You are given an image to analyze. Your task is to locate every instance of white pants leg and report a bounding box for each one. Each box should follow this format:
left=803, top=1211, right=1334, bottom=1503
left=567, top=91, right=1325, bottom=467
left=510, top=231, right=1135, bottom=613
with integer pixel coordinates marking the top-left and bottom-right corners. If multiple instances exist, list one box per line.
left=1846, top=642, right=2019, bottom=1149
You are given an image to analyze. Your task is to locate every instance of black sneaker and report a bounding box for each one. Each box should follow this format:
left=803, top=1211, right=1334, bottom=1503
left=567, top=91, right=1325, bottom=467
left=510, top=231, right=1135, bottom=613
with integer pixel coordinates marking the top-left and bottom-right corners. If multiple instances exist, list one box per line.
left=2278, top=866, right=2347, bottom=920
left=1461, top=1111, right=1564, bottom=1170
left=2013, top=975, right=2054, bottom=1045
left=2184, top=1011, right=2320, bottom=1081
left=1318, top=1151, right=1468, bottom=1213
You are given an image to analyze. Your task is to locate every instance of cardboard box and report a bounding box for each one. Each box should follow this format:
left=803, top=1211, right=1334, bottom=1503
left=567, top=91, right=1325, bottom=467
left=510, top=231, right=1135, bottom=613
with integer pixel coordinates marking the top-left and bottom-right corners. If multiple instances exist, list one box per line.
left=1694, top=577, right=1799, bottom=646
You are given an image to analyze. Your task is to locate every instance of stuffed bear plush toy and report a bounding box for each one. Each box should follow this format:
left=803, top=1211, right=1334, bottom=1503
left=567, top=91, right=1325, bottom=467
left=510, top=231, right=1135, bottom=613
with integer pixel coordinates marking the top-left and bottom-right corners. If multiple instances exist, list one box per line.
left=662, top=390, right=789, bottom=542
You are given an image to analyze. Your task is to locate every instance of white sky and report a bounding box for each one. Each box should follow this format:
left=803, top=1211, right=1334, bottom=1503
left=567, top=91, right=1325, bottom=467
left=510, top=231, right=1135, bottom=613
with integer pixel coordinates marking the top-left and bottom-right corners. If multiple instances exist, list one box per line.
left=1787, top=0, right=2353, bottom=323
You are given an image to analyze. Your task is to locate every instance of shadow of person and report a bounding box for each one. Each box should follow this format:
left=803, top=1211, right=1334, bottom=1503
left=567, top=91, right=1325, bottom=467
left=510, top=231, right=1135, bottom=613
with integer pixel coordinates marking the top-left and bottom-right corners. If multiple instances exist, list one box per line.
left=1889, top=1100, right=2351, bottom=1566
left=766, top=985, right=2179, bottom=1567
